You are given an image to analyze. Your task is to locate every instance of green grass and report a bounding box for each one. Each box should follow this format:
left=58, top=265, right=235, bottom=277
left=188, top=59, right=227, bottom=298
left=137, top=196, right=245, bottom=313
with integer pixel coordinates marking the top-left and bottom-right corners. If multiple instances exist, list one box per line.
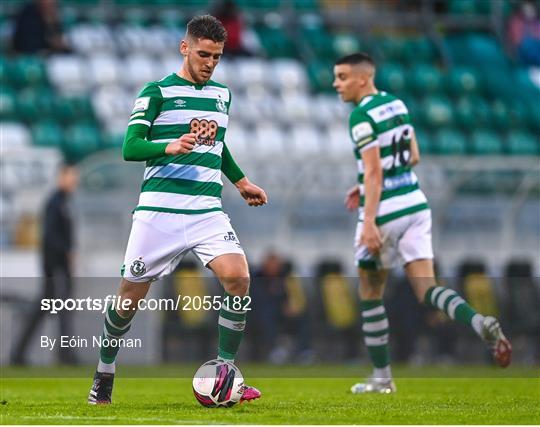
left=1, top=365, right=539, bottom=424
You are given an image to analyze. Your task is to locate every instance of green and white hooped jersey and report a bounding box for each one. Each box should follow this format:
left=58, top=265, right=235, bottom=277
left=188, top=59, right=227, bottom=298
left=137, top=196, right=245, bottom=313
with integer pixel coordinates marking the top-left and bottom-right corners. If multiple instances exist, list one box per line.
left=129, top=73, right=231, bottom=215
left=349, top=91, right=429, bottom=225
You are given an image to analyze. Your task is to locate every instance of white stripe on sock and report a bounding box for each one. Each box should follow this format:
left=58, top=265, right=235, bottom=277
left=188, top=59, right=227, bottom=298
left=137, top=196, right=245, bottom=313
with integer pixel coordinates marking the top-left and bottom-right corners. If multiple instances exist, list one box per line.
left=430, top=287, right=445, bottom=306
left=362, top=319, right=389, bottom=333
left=447, top=296, right=465, bottom=320
left=436, top=289, right=455, bottom=310
left=365, top=334, right=389, bottom=346
left=362, top=305, right=385, bottom=318
left=218, top=316, right=245, bottom=331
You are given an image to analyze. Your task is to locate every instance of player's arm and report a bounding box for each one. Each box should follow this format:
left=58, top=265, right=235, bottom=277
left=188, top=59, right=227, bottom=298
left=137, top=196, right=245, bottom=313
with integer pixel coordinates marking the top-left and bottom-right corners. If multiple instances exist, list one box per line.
left=123, top=84, right=196, bottom=161
left=350, top=110, right=382, bottom=254
left=409, top=129, right=420, bottom=167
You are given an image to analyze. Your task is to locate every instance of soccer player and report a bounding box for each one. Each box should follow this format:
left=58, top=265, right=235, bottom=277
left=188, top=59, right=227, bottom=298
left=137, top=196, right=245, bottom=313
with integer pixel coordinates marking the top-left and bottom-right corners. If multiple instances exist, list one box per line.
left=88, top=15, right=266, bottom=404
left=332, top=53, right=512, bottom=394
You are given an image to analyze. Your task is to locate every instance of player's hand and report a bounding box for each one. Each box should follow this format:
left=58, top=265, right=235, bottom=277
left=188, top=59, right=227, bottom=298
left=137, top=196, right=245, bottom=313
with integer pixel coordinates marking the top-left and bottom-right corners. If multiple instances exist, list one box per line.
left=165, top=133, right=197, bottom=155
left=235, top=177, right=268, bottom=207
left=360, top=220, right=382, bottom=255
left=344, top=185, right=360, bottom=211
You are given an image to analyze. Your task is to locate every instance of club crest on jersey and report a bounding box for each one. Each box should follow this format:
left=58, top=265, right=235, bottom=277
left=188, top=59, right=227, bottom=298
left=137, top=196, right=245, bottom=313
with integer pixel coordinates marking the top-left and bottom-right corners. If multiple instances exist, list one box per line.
left=130, top=258, right=146, bottom=277
left=174, top=99, right=186, bottom=108
left=215, top=97, right=227, bottom=113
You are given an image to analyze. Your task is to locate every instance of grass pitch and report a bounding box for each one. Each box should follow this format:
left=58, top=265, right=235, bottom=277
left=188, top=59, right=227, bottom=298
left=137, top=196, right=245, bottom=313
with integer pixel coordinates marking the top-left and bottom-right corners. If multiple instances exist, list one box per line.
left=1, top=365, right=539, bottom=424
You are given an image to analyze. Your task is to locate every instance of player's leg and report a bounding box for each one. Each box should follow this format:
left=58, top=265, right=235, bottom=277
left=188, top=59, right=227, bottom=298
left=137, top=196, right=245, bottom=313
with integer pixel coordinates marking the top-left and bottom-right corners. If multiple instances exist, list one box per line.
left=208, top=253, right=260, bottom=402
left=351, top=267, right=396, bottom=394
left=400, top=210, right=511, bottom=367
left=88, top=279, right=150, bottom=405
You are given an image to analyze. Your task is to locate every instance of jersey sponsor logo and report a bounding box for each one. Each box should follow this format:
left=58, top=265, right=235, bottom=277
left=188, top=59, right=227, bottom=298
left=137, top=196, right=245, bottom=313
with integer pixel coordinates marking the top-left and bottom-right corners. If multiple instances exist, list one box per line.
left=130, top=258, right=146, bottom=277
left=190, top=118, right=218, bottom=146
left=132, top=97, right=150, bottom=113
left=352, top=122, right=374, bottom=143
left=384, top=172, right=414, bottom=190
left=215, top=96, right=227, bottom=113
left=174, top=99, right=186, bottom=108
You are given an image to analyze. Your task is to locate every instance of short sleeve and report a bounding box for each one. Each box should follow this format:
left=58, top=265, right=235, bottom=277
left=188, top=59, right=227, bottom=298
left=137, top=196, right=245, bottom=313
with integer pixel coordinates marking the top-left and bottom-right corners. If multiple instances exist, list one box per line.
left=349, top=108, right=378, bottom=152
left=127, top=83, right=163, bottom=128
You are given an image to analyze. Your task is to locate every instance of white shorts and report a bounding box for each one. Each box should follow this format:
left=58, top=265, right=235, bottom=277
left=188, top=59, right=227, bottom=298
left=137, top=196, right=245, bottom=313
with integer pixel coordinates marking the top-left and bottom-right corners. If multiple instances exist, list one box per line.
left=354, top=209, right=433, bottom=270
left=122, top=210, right=245, bottom=283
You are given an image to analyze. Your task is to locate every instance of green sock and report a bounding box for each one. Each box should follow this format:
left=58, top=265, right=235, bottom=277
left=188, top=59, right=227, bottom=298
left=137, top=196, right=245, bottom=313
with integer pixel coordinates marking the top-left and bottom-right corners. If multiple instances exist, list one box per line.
left=217, top=292, right=247, bottom=361
left=99, top=305, right=135, bottom=364
left=424, top=286, right=483, bottom=334
left=360, top=299, right=390, bottom=369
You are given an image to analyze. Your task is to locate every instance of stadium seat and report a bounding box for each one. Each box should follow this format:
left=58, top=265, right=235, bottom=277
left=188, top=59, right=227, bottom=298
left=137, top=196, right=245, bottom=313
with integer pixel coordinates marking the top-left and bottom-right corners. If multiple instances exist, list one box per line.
left=255, top=24, right=298, bottom=58
left=16, top=87, right=55, bottom=122
left=11, top=56, right=47, bottom=87
left=254, top=122, right=286, bottom=153
left=402, top=38, right=437, bottom=65
left=92, top=85, right=132, bottom=127
left=1, top=122, right=32, bottom=149
left=224, top=123, right=249, bottom=153
left=271, top=59, right=309, bottom=93
left=419, top=95, right=454, bottom=128
left=87, top=55, right=122, bottom=87
left=454, top=95, right=491, bottom=130
left=280, top=91, right=312, bottom=123
left=124, top=54, right=160, bottom=89
left=289, top=124, right=323, bottom=153
left=326, top=123, right=353, bottom=154
left=62, top=123, right=102, bottom=162
left=433, top=129, right=467, bottom=155
left=448, top=0, right=478, bottom=15
left=68, top=23, right=115, bottom=55
left=236, top=58, right=271, bottom=91
left=332, top=33, right=362, bottom=58
left=54, top=95, right=95, bottom=123
left=413, top=127, right=434, bottom=154
left=506, top=131, right=539, bottom=156
left=32, top=121, right=64, bottom=148
left=490, top=99, right=511, bottom=130
left=375, top=37, right=407, bottom=62
left=445, top=67, right=481, bottom=96
left=306, top=60, right=334, bottom=92
left=312, top=94, right=343, bottom=126
left=409, top=64, right=442, bottom=94
left=0, top=86, right=17, bottom=120
left=47, top=55, right=87, bottom=93
left=376, top=62, right=406, bottom=94
left=470, top=129, right=503, bottom=155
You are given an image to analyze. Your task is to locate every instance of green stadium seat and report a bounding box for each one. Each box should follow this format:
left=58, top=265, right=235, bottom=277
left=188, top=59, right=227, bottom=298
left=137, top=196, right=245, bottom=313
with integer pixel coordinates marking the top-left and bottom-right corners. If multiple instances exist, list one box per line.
left=445, top=34, right=508, bottom=68
left=16, top=87, right=55, bottom=122
left=434, top=129, right=467, bottom=154
left=506, top=131, right=539, bottom=156
left=32, top=121, right=64, bottom=147
left=375, top=37, right=406, bottom=62
left=62, top=123, right=102, bottom=162
left=527, top=100, right=540, bottom=133
left=302, top=26, right=334, bottom=61
left=413, top=127, right=434, bottom=154
left=409, top=64, right=442, bottom=94
left=307, top=60, right=334, bottom=92
left=402, top=38, right=437, bottom=64
left=54, top=96, right=95, bottom=123
left=102, top=133, right=125, bottom=150
left=332, top=33, right=362, bottom=57
left=376, top=62, right=406, bottom=94
left=11, top=56, right=47, bottom=87
left=445, top=67, right=481, bottom=96
left=256, top=26, right=298, bottom=58
left=506, top=101, right=528, bottom=129
left=293, top=0, right=319, bottom=11
left=0, top=86, right=17, bottom=120
left=449, top=0, right=477, bottom=15
left=420, top=95, right=454, bottom=128
left=470, top=129, right=503, bottom=154
left=490, top=99, right=511, bottom=130
left=454, top=95, right=491, bottom=130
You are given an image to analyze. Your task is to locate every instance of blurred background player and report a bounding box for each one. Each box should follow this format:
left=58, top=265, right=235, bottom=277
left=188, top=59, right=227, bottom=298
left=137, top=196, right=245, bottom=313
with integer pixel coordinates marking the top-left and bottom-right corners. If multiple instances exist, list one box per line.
left=87, top=15, right=267, bottom=404
left=10, top=165, right=79, bottom=366
left=333, top=53, right=512, bottom=394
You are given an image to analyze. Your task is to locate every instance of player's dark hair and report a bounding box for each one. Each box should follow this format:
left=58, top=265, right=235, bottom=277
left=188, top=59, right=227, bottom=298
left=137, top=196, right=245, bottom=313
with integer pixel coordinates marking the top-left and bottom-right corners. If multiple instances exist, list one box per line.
left=186, top=15, right=227, bottom=43
left=335, top=52, right=375, bottom=68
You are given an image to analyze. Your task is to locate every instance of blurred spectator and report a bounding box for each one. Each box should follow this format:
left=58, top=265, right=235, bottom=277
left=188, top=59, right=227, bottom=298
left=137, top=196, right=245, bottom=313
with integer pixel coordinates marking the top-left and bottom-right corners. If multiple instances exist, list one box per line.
left=12, top=0, right=71, bottom=55
left=11, top=165, right=79, bottom=365
left=248, top=251, right=287, bottom=362
left=508, top=1, right=540, bottom=65
left=212, top=0, right=253, bottom=57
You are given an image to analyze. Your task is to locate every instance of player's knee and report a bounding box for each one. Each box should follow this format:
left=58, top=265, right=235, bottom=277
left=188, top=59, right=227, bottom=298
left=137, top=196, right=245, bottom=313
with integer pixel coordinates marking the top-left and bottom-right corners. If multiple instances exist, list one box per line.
left=359, top=286, right=384, bottom=300
left=221, top=275, right=250, bottom=296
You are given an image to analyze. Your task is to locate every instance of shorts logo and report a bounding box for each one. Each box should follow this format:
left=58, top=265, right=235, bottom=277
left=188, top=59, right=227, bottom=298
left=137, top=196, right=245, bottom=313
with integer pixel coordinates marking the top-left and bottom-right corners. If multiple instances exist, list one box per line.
left=224, top=232, right=237, bottom=242
left=130, top=258, right=146, bottom=277
left=215, top=96, right=227, bottom=113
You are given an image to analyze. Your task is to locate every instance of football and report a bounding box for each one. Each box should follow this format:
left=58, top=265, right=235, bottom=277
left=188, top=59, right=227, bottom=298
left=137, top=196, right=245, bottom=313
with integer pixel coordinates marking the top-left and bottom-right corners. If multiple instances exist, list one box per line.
left=192, top=359, right=244, bottom=408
